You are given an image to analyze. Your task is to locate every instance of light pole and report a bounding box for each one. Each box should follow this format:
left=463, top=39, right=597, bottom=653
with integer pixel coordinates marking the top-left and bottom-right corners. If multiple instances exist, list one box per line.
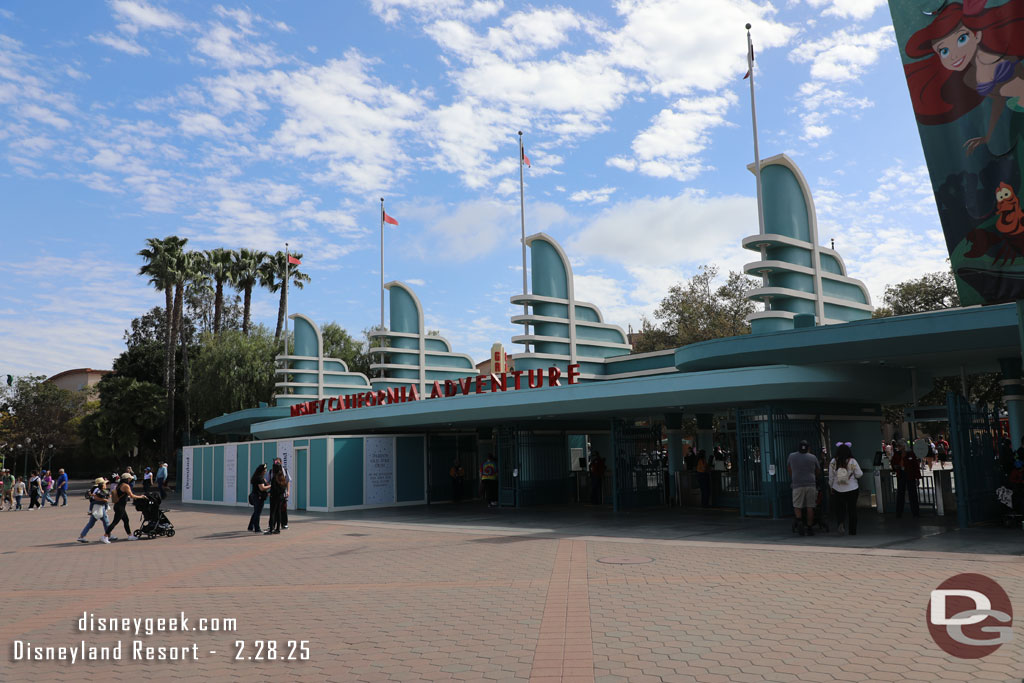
left=46, top=444, right=53, bottom=472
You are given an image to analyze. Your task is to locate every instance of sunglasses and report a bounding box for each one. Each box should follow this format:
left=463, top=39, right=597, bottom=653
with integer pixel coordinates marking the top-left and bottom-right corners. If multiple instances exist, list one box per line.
left=835, top=442, right=852, bottom=448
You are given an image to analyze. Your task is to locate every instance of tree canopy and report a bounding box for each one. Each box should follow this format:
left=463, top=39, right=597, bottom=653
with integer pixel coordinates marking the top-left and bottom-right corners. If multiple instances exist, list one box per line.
left=872, top=270, right=960, bottom=318
left=633, top=266, right=758, bottom=353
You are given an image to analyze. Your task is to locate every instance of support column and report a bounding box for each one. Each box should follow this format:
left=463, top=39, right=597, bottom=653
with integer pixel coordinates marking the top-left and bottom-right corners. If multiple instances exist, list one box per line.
left=1000, top=358, right=1024, bottom=447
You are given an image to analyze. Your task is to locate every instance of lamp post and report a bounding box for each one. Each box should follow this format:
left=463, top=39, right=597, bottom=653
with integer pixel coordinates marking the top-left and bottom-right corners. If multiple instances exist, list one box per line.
left=46, top=444, right=54, bottom=472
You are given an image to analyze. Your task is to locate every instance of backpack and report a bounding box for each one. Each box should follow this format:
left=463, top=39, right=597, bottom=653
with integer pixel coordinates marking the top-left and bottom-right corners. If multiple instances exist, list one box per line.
left=835, top=462, right=851, bottom=486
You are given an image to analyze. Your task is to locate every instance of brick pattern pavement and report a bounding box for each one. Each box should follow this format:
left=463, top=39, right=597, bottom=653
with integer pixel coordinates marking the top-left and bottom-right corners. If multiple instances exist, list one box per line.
left=3, top=503, right=1024, bottom=682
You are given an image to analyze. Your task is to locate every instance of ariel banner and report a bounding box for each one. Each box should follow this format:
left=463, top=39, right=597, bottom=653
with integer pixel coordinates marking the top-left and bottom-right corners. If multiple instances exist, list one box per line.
left=889, top=0, right=1024, bottom=304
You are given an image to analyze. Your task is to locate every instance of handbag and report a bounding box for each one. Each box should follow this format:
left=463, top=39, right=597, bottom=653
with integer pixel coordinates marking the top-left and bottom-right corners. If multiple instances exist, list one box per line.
left=90, top=505, right=104, bottom=520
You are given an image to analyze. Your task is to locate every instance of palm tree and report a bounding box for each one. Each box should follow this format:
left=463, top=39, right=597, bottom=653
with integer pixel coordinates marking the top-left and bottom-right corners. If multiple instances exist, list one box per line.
left=232, top=248, right=267, bottom=335
left=138, top=235, right=187, bottom=459
left=178, top=251, right=210, bottom=442
left=260, top=251, right=311, bottom=341
left=205, top=248, right=235, bottom=334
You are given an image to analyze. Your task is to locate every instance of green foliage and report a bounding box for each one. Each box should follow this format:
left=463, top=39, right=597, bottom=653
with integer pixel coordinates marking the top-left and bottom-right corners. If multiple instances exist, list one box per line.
left=874, top=270, right=960, bottom=318
left=79, top=376, right=165, bottom=471
left=321, top=323, right=372, bottom=376
left=232, top=248, right=268, bottom=336
left=190, top=328, right=278, bottom=423
left=0, top=375, right=87, bottom=470
left=634, top=265, right=758, bottom=352
left=260, top=251, right=311, bottom=340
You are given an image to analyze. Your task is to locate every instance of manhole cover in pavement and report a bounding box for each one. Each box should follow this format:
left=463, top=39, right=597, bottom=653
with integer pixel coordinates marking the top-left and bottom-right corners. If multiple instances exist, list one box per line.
left=597, top=555, right=653, bottom=565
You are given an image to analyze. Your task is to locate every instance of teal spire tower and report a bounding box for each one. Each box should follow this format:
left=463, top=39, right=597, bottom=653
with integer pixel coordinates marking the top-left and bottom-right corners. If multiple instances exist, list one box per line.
left=742, top=154, right=873, bottom=333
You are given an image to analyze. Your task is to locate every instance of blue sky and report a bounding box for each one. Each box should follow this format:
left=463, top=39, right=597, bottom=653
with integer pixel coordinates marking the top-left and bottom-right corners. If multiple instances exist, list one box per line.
left=0, top=0, right=945, bottom=377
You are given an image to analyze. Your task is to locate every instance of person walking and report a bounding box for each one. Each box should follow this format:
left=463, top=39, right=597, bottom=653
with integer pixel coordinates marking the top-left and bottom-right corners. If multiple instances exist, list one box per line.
left=77, top=477, right=112, bottom=544
left=107, top=473, right=146, bottom=540
left=265, top=462, right=287, bottom=535
left=142, top=467, right=153, bottom=494
left=41, top=470, right=55, bottom=506
left=891, top=441, right=922, bottom=518
left=480, top=454, right=498, bottom=507
left=13, top=476, right=25, bottom=510
left=156, top=462, right=168, bottom=499
left=589, top=451, right=606, bottom=505
left=53, top=468, right=68, bottom=506
left=248, top=464, right=270, bottom=533
left=1, top=469, right=13, bottom=510
left=787, top=440, right=820, bottom=536
left=27, top=471, right=41, bottom=509
left=828, top=442, right=863, bottom=535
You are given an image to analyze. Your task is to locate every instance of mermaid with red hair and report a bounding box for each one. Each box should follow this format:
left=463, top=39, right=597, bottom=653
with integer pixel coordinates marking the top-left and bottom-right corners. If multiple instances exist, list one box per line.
left=905, top=0, right=1024, bottom=154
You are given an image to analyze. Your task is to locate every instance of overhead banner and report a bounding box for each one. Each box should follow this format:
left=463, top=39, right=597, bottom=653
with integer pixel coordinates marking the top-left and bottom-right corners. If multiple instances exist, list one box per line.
left=364, top=437, right=395, bottom=506
left=889, top=0, right=1024, bottom=304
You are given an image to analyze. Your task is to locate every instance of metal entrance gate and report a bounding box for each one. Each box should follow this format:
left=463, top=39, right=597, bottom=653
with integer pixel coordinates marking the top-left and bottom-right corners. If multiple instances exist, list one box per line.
left=735, top=407, right=822, bottom=518
left=610, top=420, right=665, bottom=510
left=494, top=427, right=571, bottom=507
left=948, top=392, right=999, bottom=527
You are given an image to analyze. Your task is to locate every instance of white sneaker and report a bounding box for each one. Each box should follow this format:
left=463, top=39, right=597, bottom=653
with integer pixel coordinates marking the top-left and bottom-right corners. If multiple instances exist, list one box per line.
left=76, top=537, right=88, bottom=544
left=126, top=536, right=137, bottom=541
left=107, top=536, right=117, bottom=541
left=101, top=537, right=111, bottom=544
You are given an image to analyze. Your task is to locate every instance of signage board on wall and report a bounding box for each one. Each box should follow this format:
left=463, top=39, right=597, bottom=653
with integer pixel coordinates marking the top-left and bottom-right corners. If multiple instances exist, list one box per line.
left=224, top=444, right=237, bottom=505
left=182, top=447, right=193, bottom=503
left=278, top=441, right=296, bottom=511
left=364, top=437, right=395, bottom=506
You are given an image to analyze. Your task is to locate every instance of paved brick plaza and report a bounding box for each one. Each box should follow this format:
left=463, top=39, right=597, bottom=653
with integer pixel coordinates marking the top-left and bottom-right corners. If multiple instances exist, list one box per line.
left=3, top=499, right=1024, bottom=682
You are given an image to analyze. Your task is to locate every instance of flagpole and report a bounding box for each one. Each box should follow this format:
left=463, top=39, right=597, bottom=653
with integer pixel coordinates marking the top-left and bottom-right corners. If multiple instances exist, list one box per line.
left=746, top=23, right=769, bottom=295
left=380, top=197, right=385, bottom=379
left=518, top=131, right=529, bottom=352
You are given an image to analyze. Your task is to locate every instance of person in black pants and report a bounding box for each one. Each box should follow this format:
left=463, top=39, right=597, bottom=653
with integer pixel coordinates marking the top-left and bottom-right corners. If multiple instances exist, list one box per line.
left=107, top=473, right=146, bottom=540
left=265, top=462, right=286, bottom=535
left=891, top=442, right=921, bottom=517
left=266, top=457, right=291, bottom=529
left=248, top=464, right=270, bottom=533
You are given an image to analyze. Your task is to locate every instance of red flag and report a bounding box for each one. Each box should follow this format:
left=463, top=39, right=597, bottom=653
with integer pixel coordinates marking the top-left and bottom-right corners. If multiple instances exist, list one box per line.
left=383, top=211, right=399, bottom=226
left=287, top=255, right=301, bottom=266
left=522, top=147, right=531, bottom=167
left=743, top=40, right=754, bottom=79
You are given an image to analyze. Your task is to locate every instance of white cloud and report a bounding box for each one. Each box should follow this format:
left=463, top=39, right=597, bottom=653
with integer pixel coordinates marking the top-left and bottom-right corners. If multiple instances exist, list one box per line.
left=569, top=187, right=616, bottom=204
left=608, top=0, right=796, bottom=96
left=805, top=0, right=886, bottom=21
left=369, top=0, right=502, bottom=24
left=609, top=94, right=736, bottom=180
left=790, top=26, right=895, bottom=83
left=194, top=19, right=281, bottom=69
left=90, top=32, right=149, bottom=55
left=110, top=0, right=187, bottom=32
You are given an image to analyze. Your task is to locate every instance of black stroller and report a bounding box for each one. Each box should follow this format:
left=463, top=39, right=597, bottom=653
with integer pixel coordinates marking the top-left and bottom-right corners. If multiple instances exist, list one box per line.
left=133, top=492, right=175, bottom=538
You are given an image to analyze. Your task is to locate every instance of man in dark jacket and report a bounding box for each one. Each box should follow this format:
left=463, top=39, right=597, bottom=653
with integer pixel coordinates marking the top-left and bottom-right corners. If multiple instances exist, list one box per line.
left=890, top=441, right=921, bottom=518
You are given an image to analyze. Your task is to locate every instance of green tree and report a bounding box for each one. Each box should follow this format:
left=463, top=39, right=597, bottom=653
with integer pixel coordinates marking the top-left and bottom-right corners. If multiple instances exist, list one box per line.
left=205, top=248, right=236, bottom=334
left=0, top=375, right=87, bottom=472
left=190, top=327, right=279, bottom=425
left=138, top=235, right=187, bottom=459
left=79, top=375, right=165, bottom=473
left=260, top=250, right=311, bottom=341
left=872, top=270, right=960, bottom=318
left=637, top=265, right=758, bottom=351
left=232, top=248, right=268, bottom=336
left=321, top=323, right=372, bottom=376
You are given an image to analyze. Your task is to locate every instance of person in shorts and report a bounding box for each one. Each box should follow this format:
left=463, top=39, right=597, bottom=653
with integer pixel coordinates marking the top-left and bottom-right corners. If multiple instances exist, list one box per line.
left=787, top=440, right=820, bottom=536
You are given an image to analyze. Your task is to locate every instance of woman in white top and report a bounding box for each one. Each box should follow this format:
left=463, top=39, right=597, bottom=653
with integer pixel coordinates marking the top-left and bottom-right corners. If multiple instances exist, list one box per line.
left=829, top=442, right=863, bottom=536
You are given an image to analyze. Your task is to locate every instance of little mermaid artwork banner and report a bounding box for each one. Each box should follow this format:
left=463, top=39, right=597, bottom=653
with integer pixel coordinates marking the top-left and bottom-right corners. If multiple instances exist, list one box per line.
left=890, top=0, right=1024, bottom=304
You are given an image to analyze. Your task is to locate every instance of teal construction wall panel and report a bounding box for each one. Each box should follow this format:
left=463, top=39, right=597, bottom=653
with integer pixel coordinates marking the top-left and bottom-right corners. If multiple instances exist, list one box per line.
left=202, top=446, right=214, bottom=501
left=396, top=436, right=425, bottom=503
left=309, top=438, right=327, bottom=508
left=213, top=445, right=224, bottom=502
left=236, top=444, right=250, bottom=504
left=192, top=448, right=202, bottom=500
left=334, top=438, right=363, bottom=507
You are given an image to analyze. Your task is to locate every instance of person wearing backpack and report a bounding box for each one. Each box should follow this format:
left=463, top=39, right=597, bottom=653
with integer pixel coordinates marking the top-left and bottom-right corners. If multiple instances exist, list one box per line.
left=828, top=442, right=863, bottom=536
